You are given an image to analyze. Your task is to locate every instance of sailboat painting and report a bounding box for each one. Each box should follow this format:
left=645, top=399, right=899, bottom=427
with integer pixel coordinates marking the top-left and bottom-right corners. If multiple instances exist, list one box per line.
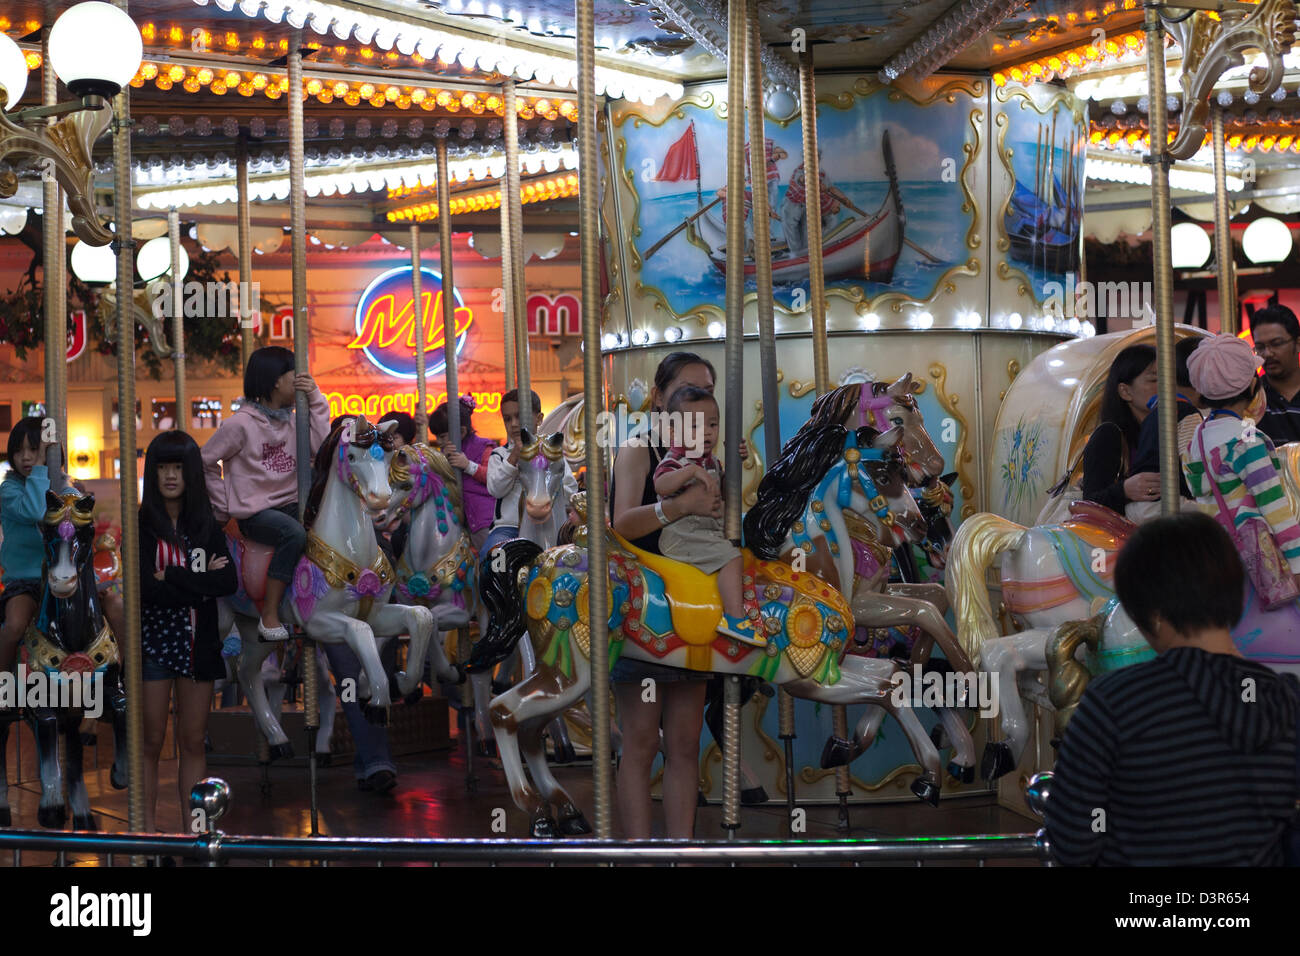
left=614, top=87, right=975, bottom=317
left=1001, top=97, right=1087, bottom=297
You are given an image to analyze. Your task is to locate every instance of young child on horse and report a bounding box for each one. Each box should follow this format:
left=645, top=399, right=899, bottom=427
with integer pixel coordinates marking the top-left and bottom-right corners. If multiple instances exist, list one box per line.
left=0, top=418, right=84, bottom=682
left=484, top=388, right=577, bottom=554
left=430, top=396, right=497, bottom=555
left=652, top=386, right=764, bottom=647
left=201, top=346, right=330, bottom=642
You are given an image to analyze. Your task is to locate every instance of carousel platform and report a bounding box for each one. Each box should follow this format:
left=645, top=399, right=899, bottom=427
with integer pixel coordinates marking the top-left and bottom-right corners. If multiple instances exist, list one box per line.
left=1, top=706, right=1033, bottom=865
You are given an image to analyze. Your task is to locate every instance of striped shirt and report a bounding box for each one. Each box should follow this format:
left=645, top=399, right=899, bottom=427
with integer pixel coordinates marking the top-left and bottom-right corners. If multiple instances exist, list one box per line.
left=1045, top=647, right=1297, bottom=866
left=1181, top=414, right=1300, bottom=573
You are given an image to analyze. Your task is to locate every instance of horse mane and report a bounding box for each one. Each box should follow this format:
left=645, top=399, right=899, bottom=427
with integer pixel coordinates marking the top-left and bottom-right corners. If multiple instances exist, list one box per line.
left=806, top=382, right=863, bottom=431
left=303, top=418, right=387, bottom=531
left=390, top=443, right=462, bottom=517
left=39, top=496, right=102, bottom=651
left=743, top=421, right=865, bottom=559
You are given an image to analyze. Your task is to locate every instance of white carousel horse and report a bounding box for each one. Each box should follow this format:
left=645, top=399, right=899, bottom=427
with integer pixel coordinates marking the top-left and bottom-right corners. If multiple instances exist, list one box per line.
left=219, top=417, right=439, bottom=756
left=473, top=422, right=975, bottom=835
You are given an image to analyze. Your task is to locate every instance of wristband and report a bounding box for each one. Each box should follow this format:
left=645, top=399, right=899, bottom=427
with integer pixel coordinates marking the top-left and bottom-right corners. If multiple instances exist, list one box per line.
left=655, top=500, right=671, bottom=526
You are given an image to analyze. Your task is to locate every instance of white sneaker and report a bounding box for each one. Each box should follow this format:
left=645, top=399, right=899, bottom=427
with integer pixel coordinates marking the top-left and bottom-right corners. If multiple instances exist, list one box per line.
left=257, top=620, right=290, bottom=643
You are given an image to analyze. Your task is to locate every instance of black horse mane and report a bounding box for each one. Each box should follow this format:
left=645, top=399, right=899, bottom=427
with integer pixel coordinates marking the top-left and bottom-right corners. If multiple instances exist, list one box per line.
left=743, top=422, right=878, bottom=559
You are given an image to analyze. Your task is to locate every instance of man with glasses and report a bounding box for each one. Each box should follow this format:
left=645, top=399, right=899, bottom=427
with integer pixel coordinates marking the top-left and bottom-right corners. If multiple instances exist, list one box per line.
left=1252, top=304, right=1300, bottom=445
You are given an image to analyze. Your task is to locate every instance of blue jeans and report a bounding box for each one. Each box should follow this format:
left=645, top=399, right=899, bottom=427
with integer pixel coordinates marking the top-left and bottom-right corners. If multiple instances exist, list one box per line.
left=238, top=503, right=307, bottom=584
left=482, top=525, right=519, bottom=557
left=322, top=641, right=396, bottom=780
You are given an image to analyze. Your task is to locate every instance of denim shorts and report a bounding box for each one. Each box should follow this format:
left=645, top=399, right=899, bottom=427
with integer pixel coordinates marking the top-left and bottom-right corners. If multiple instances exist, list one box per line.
left=609, top=655, right=707, bottom=684
left=142, top=655, right=187, bottom=682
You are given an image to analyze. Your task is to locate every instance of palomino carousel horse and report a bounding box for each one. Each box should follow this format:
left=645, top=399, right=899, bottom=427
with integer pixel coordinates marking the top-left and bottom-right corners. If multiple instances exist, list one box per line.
left=220, top=417, right=445, bottom=756
left=473, top=422, right=975, bottom=835
left=0, top=492, right=127, bottom=829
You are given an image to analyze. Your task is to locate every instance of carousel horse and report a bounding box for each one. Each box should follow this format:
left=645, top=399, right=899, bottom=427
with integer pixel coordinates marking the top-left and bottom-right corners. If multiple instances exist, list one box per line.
left=220, top=417, right=440, bottom=756
left=472, top=421, right=975, bottom=836
left=0, top=492, right=127, bottom=829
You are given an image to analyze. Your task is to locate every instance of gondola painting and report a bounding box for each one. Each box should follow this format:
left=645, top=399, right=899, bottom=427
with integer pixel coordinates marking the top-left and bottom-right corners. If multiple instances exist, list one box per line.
left=616, top=88, right=975, bottom=316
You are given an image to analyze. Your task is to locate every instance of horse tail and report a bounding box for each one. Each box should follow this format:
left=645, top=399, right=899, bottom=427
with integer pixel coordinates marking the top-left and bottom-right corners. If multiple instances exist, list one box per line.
left=468, top=538, right=543, bottom=673
left=944, top=512, right=1028, bottom=666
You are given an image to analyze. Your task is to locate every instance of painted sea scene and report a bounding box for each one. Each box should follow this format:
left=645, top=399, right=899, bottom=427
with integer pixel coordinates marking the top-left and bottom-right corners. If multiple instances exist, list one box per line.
left=618, top=89, right=977, bottom=315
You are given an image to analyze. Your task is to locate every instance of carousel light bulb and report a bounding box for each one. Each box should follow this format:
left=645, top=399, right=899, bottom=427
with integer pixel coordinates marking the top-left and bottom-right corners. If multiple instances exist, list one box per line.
left=913, top=311, right=934, bottom=330
left=49, top=1, right=143, bottom=98
left=665, top=326, right=683, bottom=343
left=862, top=312, right=881, bottom=330
left=707, top=321, right=724, bottom=339
left=70, top=239, right=117, bottom=284
left=136, top=235, right=190, bottom=282
left=602, top=333, right=618, bottom=349
left=631, top=329, right=648, bottom=346
left=1243, top=217, right=1293, bottom=264
left=1008, top=312, right=1023, bottom=330
left=0, top=32, right=28, bottom=111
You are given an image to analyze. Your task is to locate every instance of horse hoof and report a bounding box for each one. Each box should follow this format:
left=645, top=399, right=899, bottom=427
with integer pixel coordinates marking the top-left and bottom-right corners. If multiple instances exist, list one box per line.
left=741, top=786, right=770, bottom=805
left=110, top=766, right=128, bottom=790
left=553, top=741, right=576, bottom=765
left=475, top=739, right=497, bottom=759
left=38, top=805, right=67, bottom=829
left=363, top=704, right=389, bottom=727
left=947, top=760, right=975, bottom=784
left=267, top=742, right=294, bottom=761
left=980, top=742, right=1016, bottom=782
left=820, top=735, right=854, bottom=769
left=73, top=814, right=97, bottom=832
left=930, top=724, right=950, bottom=749
left=531, top=816, right=559, bottom=838
left=557, top=808, right=593, bottom=836
left=0, top=807, right=10, bottom=827
left=910, top=778, right=941, bottom=807
left=403, top=686, right=424, bottom=708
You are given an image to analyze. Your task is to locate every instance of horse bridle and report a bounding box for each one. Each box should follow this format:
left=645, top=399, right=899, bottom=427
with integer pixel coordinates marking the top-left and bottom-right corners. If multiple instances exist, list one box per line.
left=336, top=417, right=388, bottom=500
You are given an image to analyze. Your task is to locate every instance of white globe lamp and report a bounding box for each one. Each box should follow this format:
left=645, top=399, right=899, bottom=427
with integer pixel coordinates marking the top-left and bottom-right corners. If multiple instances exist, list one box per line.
left=0, top=32, right=28, bottom=112
left=136, top=235, right=189, bottom=283
left=70, top=238, right=117, bottom=284
left=1170, top=222, right=1211, bottom=269
left=48, top=2, right=143, bottom=99
left=1242, top=217, right=1293, bottom=264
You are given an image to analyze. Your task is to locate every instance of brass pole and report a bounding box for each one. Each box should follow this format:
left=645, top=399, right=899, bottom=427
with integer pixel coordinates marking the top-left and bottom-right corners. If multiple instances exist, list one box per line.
left=436, top=136, right=475, bottom=785
left=503, top=79, right=532, bottom=427
left=577, top=0, right=612, bottom=840
left=1145, top=5, right=1179, bottom=514
left=111, top=0, right=144, bottom=844
left=287, top=40, right=321, bottom=835
left=1211, top=104, right=1237, bottom=335
left=42, top=28, right=66, bottom=471
left=169, top=207, right=186, bottom=429
left=410, top=224, right=428, bottom=415
left=500, top=102, right=518, bottom=398
left=722, top=0, right=748, bottom=839
left=800, top=47, right=829, bottom=395
left=237, top=137, right=254, bottom=367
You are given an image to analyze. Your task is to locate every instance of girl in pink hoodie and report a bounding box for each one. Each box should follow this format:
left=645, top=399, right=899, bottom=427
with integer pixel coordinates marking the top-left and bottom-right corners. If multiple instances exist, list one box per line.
left=201, top=347, right=330, bottom=641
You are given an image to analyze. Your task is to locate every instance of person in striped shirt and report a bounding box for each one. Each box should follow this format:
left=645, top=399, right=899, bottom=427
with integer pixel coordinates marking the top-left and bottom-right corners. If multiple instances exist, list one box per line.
left=1181, top=334, right=1300, bottom=589
left=1046, top=513, right=1298, bottom=865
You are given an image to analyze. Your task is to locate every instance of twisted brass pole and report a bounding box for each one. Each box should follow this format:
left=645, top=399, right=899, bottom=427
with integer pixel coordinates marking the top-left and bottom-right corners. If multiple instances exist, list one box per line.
left=111, top=0, right=143, bottom=845
left=287, top=42, right=320, bottom=836
left=500, top=87, right=518, bottom=398
left=237, top=137, right=254, bottom=367
left=169, top=207, right=186, bottom=427
left=503, top=79, right=532, bottom=427
left=436, top=136, right=475, bottom=786
left=42, top=27, right=66, bottom=471
left=1145, top=5, right=1179, bottom=515
left=410, top=225, right=427, bottom=415
left=800, top=48, right=829, bottom=395
left=1211, top=104, right=1237, bottom=335
left=576, top=0, right=612, bottom=840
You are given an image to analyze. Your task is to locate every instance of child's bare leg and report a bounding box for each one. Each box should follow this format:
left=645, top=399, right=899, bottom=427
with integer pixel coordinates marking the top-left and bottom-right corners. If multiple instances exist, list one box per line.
left=0, top=596, right=36, bottom=673
left=717, top=555, right=745, bottom=620
left=263, top=579, right=287, bottom=630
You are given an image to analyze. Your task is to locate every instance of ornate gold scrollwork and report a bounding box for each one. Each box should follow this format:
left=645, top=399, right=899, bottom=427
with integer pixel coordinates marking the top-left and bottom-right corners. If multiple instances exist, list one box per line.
left=1046, top=613, right=1104, bottom=740
left=98, top=281, right=173, bottom=358
left=0, top=88, right=113, bottom=246
left=928, top=361, right=977, bottom=519
left=742, top=399, right=764, bottom=509
left=1164, top=0, right=1298, bottom=159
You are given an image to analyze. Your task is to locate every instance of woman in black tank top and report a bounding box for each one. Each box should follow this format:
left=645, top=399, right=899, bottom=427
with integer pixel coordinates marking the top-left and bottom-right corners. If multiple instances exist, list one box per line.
left=607, top=352, right=719, bottom=839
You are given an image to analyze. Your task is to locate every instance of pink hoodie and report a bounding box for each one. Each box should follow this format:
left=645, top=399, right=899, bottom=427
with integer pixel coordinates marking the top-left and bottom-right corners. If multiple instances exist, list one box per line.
left=201, top=390, right=330, bottom=522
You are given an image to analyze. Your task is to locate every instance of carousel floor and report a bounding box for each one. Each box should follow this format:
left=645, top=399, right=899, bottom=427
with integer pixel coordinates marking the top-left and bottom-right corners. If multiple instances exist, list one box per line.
left=1, top=709, right=1035, bottom=866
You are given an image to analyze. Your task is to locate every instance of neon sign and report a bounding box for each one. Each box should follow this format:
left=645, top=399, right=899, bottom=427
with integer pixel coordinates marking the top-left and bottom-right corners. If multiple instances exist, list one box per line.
left=325, top=391, right=504, bottom=420
left=348, top=266, right=474, bottom=379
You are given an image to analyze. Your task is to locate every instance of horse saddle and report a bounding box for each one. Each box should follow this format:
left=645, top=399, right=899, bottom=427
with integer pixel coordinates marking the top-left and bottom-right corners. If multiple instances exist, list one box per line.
left=611, top=532, right=742, bottom=647
left=226, top=521, right=273, bottom=605
left=1061, top=500, right=1135, bottom=553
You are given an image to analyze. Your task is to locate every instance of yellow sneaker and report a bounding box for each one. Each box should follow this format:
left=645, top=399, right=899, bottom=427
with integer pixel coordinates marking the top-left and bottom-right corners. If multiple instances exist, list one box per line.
left=718, top=613, right=766, bottom=647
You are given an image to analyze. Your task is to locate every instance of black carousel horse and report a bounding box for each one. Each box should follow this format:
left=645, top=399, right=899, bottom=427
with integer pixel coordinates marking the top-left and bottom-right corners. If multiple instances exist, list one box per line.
left=0, top=492, right=126, bottom=829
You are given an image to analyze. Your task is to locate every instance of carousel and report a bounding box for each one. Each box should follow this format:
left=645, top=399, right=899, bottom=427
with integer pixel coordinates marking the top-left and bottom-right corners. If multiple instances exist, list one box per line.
left=0, top=0, right=1295, bottom=864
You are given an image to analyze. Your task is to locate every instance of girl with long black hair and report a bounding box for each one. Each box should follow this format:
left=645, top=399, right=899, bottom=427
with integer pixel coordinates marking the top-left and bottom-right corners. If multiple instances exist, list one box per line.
left=1081, top=343, right=1163, bottom=511
left=139, top=431, right=237, bottom=833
